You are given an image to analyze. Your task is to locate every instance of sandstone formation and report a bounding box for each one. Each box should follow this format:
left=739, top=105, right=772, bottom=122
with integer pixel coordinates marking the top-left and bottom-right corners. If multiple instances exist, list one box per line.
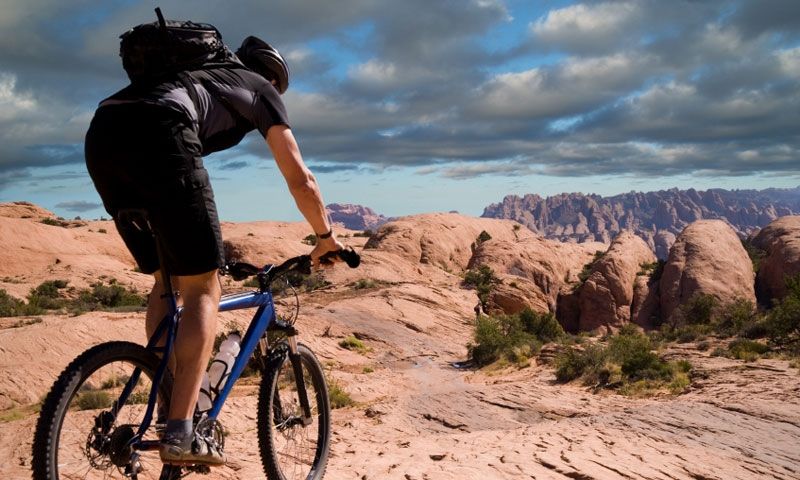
left=752, top=215, right=800, bottom=303
left=327, top=203, right=391, bottom=231
left=660, top=220, right=756, bottom=322
left=2, top=204, right=800, bottom=480
left=578, top=232, right=656, bottom=332
left=468, top=238, right=606, bottom=314
left=482, top=186, right=799, bottom=259
left=365, top=213, right=536, bottom=273
left=630, top=274, right=660, bottom=329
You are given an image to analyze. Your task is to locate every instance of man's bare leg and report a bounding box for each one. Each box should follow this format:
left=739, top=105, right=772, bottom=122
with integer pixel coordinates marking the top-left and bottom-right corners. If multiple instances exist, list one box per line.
left=167, top=269, right=220, bottom=420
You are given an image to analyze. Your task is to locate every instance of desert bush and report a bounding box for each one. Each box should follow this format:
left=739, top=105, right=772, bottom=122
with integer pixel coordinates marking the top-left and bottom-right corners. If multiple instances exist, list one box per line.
left=674, top=293, right=718, bottom=327
left=469, top=308, right=563, bottom=367
left=463, top=265, right=496, bottom=308
left=40, top=217, right=69, bottom=227
left=302, top=234, right=317, bottom=246
left=741, top=239, right=766, bottom=273
left=74, top=282, right=146, bottom=312
left=476, top=230, right=492, bottom=244
left=326, top=376, right=354, bottom=409
left=353, top=230, right=374, bottom=238
left=27, top=280, right=69, bottom=311
left=555, top=328, right=691, bottom=395
left=763, top=275, right=800, bottom=352
left=715, top=298, right=760, bottom=337
left=0, top=289, right=28, bottom=317
left=727, top=339, right=770, bottom=361
left=339, top=335, right=368, bottom=355
left=76, top=391, right=112, bottom=411
left=519, top=309, right=564, bottom=343
left=575, top=250, right=605, bottom=289
left=353, top=278, right=377, bottom=290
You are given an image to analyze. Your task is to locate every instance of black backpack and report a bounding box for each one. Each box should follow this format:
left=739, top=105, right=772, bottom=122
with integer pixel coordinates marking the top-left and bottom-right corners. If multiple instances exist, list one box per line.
left=119, top=7, right=239, bottom=84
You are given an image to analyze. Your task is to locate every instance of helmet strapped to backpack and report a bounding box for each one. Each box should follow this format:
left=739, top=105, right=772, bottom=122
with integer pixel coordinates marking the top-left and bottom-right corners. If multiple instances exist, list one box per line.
left=119, top=7, right=236, bottom=83
left=236, top=36, right=290, bottom=94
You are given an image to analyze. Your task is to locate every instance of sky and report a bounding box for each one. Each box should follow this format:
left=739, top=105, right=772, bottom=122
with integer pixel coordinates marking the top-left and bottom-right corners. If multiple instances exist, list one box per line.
left=0, top=0, right=799, bottom=221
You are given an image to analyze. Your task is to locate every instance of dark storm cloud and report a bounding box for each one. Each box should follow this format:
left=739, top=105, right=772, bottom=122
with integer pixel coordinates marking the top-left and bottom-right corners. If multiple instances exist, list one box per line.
left=1, top=0, right=799, bottom=188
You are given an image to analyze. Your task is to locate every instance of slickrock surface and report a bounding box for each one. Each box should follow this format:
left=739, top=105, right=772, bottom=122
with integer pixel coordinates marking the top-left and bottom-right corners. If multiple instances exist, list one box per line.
left=660, top=220, right=756, bottom=322
left=752, top=215, right=800, bottom=303
left=468, top=238, right=606, bottom=314
left=578, top=232, right=656, bottom=332
left=365, top=213, right=536, bottom=273
left=2, top=206, right=799, bottom=479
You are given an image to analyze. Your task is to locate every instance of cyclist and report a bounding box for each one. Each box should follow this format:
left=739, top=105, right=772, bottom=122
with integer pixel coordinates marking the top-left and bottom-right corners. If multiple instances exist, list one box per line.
left=84, top=36, right=344, bottom=465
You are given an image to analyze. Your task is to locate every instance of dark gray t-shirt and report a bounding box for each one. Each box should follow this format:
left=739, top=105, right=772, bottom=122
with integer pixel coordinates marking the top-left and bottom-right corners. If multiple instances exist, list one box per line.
left=100, top=67, right=290, bottom=155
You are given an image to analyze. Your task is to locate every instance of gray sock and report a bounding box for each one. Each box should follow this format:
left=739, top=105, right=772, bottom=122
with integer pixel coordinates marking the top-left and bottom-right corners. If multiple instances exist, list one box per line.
left=163, top=419, right=194, bottom=450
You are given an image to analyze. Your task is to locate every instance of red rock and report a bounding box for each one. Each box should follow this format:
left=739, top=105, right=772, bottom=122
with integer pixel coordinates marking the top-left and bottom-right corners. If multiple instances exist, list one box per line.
left=752, top=216, right=800, bottom=303
left=659, top=220, right=756, bottom=322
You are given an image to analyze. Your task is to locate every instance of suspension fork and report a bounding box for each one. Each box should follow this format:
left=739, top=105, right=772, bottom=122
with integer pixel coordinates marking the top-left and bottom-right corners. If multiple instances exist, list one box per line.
left=287, top=336, right=314, bottom=425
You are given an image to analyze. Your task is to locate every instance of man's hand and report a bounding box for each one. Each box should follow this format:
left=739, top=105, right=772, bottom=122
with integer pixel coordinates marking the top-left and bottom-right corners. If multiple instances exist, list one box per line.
left=310, top=236, right=345, bottom=269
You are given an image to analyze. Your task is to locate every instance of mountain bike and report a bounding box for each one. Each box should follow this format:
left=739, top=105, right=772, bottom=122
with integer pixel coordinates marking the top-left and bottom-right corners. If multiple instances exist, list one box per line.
left=32, top=209, right=360, bottom=480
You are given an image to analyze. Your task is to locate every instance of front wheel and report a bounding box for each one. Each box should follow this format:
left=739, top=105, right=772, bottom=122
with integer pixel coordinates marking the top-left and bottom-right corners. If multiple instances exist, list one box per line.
left=257, top=342, right=331, bottom=480
left=32, top=341, right=172, bottom=480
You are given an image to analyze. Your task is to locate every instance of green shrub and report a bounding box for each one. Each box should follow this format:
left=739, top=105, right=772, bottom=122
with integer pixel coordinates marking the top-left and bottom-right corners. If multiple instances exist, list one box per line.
left=575, top=250, right=605, bottom=289
left=674, top=293, right=718, bottom=326
left=763, top=275, right=800, bottom=352
left=468, top=308, right=561, bottom=367
left=76, top=391, right=112, bottom=411
left=728, top=339, right=770, bottom=361
left=741, top=239, right=766, bottom=273
left=0, top=289, right=28, bottom=317
left=554, top=344, right=607, bottom=382
left=476, top=230, right=492, bottom=244
left=27, top=280, right=69, bottom=311
left=339, top=335, right=368, bottom=354
left=40, top=217, right=69, bottom=227
left=519, top=309, right=564, bottom=343
left=327, top=378, right=354, bottom=409
left=302, top=234, right=317, bottom=246
left=463, top=265, right=496, bottom=308
left=715, top=299, right=759, bottom=337
left=555, top=328, right=691, bottom=395
left=353, top=278, right=377, bottom=290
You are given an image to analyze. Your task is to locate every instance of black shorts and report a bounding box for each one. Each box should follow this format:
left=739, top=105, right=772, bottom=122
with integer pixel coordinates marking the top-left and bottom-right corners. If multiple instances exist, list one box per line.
left=85, top=103, right=225, bottom=276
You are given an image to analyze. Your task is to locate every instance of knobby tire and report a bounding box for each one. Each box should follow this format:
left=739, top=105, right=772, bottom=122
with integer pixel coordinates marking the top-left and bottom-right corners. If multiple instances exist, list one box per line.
left=257, top=342, right=331, bottom=480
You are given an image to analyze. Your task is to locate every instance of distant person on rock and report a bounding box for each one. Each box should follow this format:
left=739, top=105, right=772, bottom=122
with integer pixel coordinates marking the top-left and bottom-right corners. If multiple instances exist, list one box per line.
left=84, top=32, right=343, bottom=465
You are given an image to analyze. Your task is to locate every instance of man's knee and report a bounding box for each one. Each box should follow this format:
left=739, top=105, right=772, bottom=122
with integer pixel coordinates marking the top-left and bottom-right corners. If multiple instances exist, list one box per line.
left=176, top=269, right=221, bottom=298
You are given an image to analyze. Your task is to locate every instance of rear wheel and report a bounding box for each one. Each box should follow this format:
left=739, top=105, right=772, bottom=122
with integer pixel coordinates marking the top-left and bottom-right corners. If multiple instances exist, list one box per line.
left=257, top=342, right=331, bottom=480
left=32, top=341, right=172, bottom=480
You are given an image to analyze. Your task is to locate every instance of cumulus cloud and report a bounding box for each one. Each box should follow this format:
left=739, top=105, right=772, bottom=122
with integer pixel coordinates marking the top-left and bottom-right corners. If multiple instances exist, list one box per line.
left=0, top=0, right=798, bottom=191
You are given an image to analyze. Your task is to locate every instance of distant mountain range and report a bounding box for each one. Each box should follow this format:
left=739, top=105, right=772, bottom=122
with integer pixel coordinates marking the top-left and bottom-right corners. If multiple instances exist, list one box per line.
left=327, top=203, right=392, bottom=231
left=481, top=187, right=800, bottom=258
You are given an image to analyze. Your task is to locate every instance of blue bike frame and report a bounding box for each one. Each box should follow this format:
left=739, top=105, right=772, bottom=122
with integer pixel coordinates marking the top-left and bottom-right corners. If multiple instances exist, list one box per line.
left=126, top=286, right=279, bottom=449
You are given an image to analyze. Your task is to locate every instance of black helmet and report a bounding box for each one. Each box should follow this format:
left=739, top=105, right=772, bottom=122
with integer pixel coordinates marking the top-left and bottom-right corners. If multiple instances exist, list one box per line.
left=236, top=36, right=289, bottom=94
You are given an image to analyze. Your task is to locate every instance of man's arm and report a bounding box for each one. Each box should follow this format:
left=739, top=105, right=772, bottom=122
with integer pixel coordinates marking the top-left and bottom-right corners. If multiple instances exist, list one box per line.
left=266, top=125, right=343, bottom=260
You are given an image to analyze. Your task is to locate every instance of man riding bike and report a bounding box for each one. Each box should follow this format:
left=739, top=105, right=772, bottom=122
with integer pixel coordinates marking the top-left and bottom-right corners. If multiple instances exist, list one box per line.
left=85, top=34, right=343, bottom=465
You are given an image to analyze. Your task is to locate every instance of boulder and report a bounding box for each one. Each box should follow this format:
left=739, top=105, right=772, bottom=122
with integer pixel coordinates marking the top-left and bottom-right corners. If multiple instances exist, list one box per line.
left=365, top=213, right=536, bottom=273
left=751, top=216, right=800, bottom=304
left=578, top=232, right=657, bottom=332
left=659, top=220, right=756, bottom=322
left=469, top=238, right=606, bottom=315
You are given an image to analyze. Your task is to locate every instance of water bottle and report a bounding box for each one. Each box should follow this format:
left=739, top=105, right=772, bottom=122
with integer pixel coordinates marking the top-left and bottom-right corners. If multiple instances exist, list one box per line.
left=208, top=332, right=242, bottom=393
left=196, top=373, right=213, bottom=413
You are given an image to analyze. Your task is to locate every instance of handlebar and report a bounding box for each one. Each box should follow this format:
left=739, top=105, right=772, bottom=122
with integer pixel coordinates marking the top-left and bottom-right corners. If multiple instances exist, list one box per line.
left=224, top=247, right=361, bottom=287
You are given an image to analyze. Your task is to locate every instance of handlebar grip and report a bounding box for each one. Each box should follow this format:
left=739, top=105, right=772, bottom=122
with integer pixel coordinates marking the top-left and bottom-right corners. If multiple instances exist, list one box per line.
left=319, top=247, right=361, bottom=268
left=338, top=247, right=361, bottom=268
